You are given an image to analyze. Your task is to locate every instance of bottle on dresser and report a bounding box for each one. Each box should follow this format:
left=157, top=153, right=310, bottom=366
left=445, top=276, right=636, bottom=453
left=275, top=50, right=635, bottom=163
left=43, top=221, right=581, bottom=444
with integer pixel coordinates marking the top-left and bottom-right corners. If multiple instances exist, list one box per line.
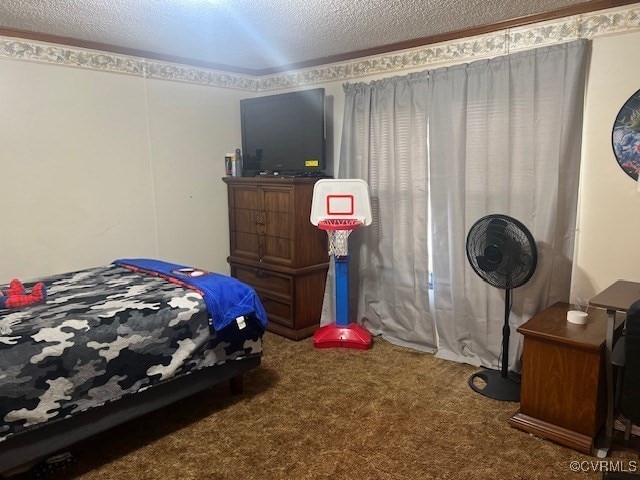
left=235, top=148, right=242, bottom=177
left=225, top=153, right=234, bottom=176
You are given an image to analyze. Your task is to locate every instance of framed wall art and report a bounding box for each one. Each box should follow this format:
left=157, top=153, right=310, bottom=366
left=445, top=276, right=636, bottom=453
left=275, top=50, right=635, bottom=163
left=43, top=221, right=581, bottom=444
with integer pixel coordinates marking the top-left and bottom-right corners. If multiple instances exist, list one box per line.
left=612, top=88, right=640, bottom=181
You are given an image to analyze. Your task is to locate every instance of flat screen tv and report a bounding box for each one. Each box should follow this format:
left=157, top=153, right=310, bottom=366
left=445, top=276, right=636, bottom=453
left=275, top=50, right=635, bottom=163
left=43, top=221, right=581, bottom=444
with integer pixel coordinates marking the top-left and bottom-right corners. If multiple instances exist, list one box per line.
left=240, top=88, right=326, bottom=176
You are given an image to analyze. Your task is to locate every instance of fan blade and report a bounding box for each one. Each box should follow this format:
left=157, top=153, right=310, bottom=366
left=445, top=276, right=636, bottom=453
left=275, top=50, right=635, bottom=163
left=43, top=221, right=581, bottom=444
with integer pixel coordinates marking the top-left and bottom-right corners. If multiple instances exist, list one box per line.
left=477, top=255, right=498, bottom=272
left=517, top=252, right=533, bottom=271
left=486, top=217, right=509, bottom=248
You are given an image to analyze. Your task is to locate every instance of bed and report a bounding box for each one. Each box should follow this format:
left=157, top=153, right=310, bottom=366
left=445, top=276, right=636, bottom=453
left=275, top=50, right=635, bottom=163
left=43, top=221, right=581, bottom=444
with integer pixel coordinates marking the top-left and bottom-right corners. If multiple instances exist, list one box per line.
left=0, top=259, right=267, bottom=473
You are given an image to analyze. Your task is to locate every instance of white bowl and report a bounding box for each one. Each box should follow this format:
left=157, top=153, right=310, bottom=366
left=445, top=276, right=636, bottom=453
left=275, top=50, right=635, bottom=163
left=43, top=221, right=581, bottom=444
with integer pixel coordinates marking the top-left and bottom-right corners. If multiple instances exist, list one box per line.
left=567, top=310, right=588, bottom=325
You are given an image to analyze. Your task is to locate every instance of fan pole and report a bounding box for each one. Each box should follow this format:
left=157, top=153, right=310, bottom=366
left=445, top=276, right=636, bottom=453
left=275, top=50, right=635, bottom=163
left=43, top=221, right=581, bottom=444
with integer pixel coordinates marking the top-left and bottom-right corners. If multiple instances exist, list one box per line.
left=468, top=287, right=521, bottom=401
left=501, top=288, right=511, bottom=379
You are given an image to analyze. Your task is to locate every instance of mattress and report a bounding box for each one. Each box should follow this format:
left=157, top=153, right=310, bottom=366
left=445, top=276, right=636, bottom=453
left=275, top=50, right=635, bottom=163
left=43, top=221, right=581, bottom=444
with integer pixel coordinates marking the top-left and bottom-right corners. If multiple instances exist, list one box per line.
left=0, top=263, right=264, bottom=443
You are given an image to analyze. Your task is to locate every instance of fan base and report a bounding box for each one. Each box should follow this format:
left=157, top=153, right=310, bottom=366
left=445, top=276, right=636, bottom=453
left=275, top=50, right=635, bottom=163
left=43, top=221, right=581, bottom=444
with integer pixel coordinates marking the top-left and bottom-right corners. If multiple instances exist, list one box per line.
left=469, top=369, right=521, bottom=402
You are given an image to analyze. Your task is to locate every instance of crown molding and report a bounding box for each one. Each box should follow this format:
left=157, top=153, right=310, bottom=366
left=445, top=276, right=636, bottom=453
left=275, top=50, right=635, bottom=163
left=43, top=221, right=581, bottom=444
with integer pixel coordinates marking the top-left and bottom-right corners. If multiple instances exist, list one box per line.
left=0, top=39, right=259, bottom=91
left=0, top=3, right=639, bottom=92
left=260, top=3, right=640, bottom=90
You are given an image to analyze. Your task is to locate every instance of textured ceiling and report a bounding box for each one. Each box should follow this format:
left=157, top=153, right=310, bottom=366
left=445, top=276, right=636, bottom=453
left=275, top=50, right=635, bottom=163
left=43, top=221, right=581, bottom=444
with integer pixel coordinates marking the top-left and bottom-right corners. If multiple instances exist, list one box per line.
left=0, top=0, right=618, bottom=72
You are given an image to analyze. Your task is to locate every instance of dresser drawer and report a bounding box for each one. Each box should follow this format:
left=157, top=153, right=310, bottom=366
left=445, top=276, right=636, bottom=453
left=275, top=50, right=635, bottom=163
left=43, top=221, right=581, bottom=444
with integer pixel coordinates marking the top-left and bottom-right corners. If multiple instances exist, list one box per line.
left=258, top=293, right=294, bottom=328
left=262, top=187, right=293, bottom=213
left=231, top=264, right=293, bottom=297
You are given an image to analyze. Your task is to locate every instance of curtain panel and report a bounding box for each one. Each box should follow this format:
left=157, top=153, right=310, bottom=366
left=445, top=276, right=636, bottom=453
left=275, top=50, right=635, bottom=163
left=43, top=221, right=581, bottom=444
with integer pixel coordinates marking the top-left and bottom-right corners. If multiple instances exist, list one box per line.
left=324, top=73, right=437, bottom=352
left=327, top=39, right=590, bottom=365
left=430, top=39, right=590, bottom=369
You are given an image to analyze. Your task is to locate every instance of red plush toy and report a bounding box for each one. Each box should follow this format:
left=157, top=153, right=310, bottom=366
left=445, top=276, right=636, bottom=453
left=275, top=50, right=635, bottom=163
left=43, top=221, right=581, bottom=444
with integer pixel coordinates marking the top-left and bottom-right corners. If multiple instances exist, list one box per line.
left=0, top=279, right=47, bottom=309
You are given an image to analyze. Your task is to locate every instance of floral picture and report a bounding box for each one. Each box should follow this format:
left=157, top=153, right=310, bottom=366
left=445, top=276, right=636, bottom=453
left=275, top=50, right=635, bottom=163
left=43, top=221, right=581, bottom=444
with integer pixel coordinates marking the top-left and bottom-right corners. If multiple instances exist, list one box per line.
left=612, top=88, right=640, bottom=181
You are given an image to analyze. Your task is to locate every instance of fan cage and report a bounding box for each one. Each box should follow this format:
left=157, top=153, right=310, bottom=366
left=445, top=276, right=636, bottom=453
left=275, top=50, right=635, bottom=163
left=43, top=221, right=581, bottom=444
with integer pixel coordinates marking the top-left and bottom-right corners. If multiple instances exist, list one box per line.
left=466, top=214, right=537, bottom=290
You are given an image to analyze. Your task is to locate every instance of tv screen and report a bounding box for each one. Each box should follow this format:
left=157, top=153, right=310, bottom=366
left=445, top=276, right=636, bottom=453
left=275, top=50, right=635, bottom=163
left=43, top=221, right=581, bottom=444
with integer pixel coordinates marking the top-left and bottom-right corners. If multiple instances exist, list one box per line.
left=240, top=88, right=326, bottom=176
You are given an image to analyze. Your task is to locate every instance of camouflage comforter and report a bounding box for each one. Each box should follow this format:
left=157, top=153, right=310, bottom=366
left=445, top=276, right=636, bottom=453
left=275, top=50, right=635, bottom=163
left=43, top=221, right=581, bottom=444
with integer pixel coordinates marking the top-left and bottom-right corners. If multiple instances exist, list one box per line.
left=0, top=264, right=264, bottom=443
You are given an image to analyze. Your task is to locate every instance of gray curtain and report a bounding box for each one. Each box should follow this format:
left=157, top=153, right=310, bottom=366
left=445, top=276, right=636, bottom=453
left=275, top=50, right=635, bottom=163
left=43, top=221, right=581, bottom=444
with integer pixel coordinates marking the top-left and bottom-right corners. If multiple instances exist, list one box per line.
left=430, top=39, right=590, bottom=369
left=321, top=73, right=437, bottom=352
left=325, top=39, right=590, bottom=364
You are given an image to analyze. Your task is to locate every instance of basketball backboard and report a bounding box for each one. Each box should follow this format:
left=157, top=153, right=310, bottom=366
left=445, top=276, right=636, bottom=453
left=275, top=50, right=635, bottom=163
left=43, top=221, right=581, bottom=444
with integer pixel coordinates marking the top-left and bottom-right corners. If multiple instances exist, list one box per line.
left=310, top=179, right=372, bottom=226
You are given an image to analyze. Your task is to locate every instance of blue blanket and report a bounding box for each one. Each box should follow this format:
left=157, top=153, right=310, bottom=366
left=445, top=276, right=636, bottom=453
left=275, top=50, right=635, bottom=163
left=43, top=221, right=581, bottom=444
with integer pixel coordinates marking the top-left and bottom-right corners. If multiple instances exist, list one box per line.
left=114, top=258, right=267, bottom=332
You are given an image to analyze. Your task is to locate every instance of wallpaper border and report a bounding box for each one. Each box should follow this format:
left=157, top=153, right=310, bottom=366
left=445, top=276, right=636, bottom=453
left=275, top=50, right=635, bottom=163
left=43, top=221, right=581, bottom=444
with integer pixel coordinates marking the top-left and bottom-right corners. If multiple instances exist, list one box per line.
left=1, top=3, right=638, bottom=92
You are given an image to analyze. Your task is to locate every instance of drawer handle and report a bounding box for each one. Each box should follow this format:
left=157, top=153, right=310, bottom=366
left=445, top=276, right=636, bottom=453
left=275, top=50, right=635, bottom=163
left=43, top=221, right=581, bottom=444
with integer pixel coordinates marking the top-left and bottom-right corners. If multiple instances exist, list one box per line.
left=254, top=212, right=266, bottom=227
left=254, top=268, right=269, bottom=278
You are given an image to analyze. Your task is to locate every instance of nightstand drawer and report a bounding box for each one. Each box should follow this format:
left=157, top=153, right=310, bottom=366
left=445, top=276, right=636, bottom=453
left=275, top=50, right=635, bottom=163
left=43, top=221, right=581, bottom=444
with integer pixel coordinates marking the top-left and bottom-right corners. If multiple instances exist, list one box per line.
left=232, top=264, right=292, bottom=297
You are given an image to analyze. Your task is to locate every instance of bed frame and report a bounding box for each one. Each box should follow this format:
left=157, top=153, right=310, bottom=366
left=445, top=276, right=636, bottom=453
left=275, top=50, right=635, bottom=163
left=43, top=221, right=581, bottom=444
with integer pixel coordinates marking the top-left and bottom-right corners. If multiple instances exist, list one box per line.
left=0, top=356, right=261, bottom=474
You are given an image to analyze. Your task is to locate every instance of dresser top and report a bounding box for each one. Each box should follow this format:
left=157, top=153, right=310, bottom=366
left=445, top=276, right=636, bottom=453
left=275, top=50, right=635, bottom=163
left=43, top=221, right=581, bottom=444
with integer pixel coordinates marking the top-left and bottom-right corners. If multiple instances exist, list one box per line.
left=222, top=176, right=326, bottom=185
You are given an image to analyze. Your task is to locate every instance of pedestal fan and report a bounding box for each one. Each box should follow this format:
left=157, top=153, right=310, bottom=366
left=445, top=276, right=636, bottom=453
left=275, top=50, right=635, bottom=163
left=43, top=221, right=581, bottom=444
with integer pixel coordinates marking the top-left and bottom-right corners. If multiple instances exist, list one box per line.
left=466, top=214, right=538, bottom=402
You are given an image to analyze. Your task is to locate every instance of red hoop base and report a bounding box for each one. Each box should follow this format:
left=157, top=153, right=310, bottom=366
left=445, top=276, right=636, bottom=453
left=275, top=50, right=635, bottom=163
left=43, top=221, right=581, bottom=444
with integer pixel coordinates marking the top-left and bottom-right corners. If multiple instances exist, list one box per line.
left=313, top=323, right=372, bottom=350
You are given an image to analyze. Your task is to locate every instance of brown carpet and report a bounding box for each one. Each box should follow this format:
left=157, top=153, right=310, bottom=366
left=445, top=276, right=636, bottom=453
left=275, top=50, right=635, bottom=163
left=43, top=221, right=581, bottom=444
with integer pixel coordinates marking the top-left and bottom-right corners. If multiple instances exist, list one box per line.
left=18, top=332, right=639, bottom=479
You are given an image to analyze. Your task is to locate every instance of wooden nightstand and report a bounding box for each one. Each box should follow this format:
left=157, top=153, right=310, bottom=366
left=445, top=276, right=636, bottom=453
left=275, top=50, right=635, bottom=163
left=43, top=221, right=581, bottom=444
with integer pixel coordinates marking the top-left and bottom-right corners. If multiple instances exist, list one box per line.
left=509, top=302, right=616, bottom=454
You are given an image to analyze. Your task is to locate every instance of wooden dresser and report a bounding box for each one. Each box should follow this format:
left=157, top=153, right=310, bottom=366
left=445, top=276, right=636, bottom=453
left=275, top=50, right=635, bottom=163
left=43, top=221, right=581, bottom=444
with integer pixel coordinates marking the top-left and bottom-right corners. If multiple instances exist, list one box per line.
left=223, top=176, right=329, bottom=340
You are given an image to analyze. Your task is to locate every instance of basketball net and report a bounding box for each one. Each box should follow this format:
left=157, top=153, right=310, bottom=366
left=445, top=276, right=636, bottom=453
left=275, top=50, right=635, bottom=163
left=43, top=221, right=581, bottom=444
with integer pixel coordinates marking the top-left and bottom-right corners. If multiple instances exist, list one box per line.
left=317, top=219, right=362, bottom=257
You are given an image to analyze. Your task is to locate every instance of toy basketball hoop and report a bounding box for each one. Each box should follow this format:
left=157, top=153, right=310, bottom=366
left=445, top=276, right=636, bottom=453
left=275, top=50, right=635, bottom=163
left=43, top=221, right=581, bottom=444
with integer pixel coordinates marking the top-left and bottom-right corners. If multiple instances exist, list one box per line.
left=310, top=179, right=372, bottom=350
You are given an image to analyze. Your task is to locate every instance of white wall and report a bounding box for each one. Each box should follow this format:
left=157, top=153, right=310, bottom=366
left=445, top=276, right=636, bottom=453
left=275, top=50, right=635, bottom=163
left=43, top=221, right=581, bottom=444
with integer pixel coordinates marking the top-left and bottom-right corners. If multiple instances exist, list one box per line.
left=145, top=79, right=248, bottom=273
left=0, top=60, right=156, bottom=280
left=572, top=30, right=640, bottom=301
left=0, top=59, right=249, bottom=282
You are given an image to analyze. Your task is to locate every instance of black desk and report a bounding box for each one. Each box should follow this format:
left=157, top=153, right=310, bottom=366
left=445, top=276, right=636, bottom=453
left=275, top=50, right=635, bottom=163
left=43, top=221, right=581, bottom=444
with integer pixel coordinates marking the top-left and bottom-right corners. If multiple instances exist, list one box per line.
left=589, top=280, right=640, bottom=457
